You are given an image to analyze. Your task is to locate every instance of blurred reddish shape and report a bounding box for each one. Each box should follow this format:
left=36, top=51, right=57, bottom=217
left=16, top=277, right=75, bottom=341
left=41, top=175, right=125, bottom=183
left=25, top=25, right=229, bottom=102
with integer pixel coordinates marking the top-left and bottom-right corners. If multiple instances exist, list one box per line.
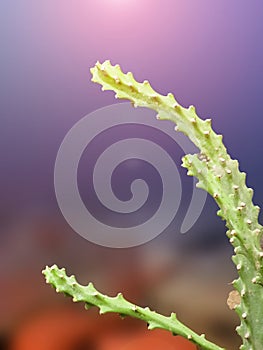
left=9, top=307, right=100, bottom=350
left=99, top=329, right=196, bottom=350
left=9, top=306, right=196, bottom=350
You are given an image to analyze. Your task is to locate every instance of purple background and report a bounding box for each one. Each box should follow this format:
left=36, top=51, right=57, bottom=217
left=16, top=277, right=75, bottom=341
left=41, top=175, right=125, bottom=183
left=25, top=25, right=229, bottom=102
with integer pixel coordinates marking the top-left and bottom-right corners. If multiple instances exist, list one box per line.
left=2, top=0, right=263, bottom=211
left=1, top=1, right=263, bottom=349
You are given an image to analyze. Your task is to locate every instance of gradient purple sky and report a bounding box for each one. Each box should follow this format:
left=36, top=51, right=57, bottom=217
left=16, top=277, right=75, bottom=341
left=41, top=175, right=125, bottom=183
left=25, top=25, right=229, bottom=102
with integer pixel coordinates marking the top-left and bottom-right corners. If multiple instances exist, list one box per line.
left=1, top=1, right=263, bottom=240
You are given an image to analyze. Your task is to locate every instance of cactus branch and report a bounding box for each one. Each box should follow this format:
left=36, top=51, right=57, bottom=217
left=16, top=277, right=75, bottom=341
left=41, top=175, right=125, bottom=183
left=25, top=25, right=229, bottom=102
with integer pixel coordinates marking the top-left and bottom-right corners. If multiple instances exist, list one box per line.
left=43, top=60, right=263, bottom=350
left=89, top=60, right=263, bottom=349
left=43, top=265, right=224, bottom=350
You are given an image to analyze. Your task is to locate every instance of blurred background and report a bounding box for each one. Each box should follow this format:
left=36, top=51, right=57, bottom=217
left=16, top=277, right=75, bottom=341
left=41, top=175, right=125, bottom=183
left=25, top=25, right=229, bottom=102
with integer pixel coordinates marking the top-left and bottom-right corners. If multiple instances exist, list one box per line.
left=1, top=1, right=263, bottom=349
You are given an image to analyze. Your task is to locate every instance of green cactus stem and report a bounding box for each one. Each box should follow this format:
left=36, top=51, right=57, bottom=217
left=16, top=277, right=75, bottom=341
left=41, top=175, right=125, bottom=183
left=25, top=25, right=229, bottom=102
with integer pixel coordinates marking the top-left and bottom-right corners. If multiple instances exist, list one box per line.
left=89, top=60, right=263, bottom=349
left=43, top=265, right=224, bottom=350
left=44, top=60, right=263, bottom=350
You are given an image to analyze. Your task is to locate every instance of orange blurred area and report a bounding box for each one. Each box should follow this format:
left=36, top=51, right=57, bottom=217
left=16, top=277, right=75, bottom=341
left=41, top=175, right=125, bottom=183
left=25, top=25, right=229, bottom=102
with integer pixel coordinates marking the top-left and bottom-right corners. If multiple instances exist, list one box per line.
left=99, top=330, right=196, bottom=350
left=9, top=306, right=196, bottom=350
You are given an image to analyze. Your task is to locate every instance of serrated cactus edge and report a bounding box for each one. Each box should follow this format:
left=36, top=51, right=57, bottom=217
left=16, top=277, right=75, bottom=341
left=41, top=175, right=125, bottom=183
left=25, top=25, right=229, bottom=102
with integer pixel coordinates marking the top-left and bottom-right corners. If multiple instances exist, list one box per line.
left=43, top=61, right=263, bottom=350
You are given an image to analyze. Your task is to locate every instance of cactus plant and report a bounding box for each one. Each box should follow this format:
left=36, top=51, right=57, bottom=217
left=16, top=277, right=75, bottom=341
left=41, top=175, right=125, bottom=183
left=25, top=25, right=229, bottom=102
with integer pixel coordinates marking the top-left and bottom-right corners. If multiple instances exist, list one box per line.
left=43, top=60, right=263, bottom=350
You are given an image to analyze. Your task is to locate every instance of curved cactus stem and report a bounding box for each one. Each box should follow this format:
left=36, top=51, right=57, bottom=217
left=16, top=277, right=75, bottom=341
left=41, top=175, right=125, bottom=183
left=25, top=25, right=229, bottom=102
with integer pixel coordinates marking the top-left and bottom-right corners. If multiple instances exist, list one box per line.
left=90, top=60, right=263, bottom=350
left=43, top=265, right=224, bottom=350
